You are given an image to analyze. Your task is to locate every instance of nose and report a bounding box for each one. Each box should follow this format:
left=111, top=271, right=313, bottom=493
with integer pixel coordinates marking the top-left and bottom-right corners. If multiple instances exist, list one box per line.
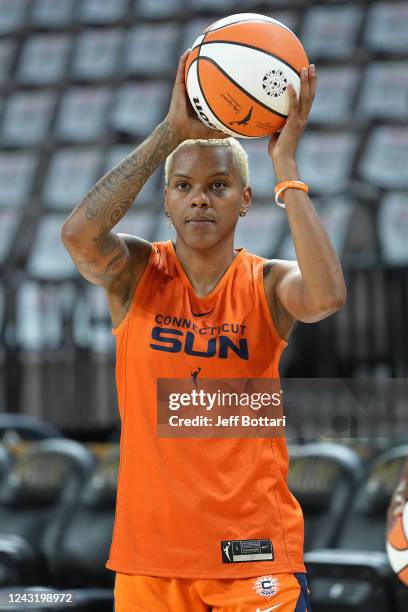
left=189, top=186, right=211, bottom=208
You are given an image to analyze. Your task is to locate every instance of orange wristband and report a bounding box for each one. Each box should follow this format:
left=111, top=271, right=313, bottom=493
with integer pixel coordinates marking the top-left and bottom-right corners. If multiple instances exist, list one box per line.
left=274, top=180, right=309, bottom=208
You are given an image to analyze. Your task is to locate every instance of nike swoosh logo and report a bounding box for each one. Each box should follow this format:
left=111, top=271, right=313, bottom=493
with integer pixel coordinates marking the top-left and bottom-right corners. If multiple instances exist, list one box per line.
left=191, top=310, right=213, bottom=317
left=256, top=605, right=282, bottom=612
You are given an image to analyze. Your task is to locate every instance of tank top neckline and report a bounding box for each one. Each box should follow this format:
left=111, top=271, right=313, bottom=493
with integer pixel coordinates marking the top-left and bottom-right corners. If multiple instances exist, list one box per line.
left=166, top=240, right=246, bottom=302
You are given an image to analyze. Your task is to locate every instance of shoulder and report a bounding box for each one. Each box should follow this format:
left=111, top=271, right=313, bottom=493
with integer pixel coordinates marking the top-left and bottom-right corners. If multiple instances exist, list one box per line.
left=263, top=259, right=299, bottom=288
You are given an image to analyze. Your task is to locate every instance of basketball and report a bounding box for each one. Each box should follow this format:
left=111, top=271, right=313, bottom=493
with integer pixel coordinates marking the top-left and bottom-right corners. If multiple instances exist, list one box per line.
left=185, top=13, right=309, bottom=139
left=386, top=501, right=408, bottom=585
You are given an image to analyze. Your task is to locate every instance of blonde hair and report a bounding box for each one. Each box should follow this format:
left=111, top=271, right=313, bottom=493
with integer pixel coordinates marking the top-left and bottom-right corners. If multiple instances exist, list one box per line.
left=164, top=138, right=249, bottom=186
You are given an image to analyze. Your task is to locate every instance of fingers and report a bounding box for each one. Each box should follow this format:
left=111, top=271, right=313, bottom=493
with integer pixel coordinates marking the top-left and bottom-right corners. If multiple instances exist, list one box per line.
left=174, top=49, right=191, bottom=87
left=287, top=83, right=298, bottom=119
left=299, top=64, right=316, bottom=118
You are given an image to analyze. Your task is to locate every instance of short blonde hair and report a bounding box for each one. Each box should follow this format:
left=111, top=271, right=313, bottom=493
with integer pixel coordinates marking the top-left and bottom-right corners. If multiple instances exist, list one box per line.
left=164, top=138, right=249, bottom=186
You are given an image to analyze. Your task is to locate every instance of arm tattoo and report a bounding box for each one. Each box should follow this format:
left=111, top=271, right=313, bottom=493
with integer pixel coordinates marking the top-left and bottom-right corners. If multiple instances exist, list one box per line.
left=75, top=238, right=128, bottom=280
left=65, top=121, right=179, bottom=255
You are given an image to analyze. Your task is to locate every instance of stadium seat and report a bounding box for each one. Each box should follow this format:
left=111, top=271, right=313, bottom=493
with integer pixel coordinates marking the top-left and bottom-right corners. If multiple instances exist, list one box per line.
left=125, top=24, right=179, bottom=77
left=0, top=415, right=63, bottom=445
left=191, top=0, right=236, bottom=13
left=135, top=0, right=183, bottom=20
left=77, top=0, right=127, bottom=25
left=241, top=140, right=275, bottom=200
left=1, top=91, right=56, bottom=147
left=364, top=1, right=408, bottom=54
left=54, top=443, right=118, bottom=588
left=288, top=442, right=363, bottom=551
left=0, top=152, right=37, bottom=209
left=234, top=205, right=286, bottom=258
left=0, top=0, right=27, bottom=35
left=308, top=65, right=360, bottom=126
left=72, top=29, right=122, bottom=82
left=42, top=148, right=102, bottom=209
left=55, top=87, right=111, bottom=143
left=301, top=5, right=363, bottom=60
left=16, top=34, right=71, bottom=85
left=110, top=83, right=170, bottom=137
left=278, top=196, right=356, bottom=261
left=0, top=439, right=95, bottom=587
left=0, top=444, right=120, bottom=612
left=305, top=444, right=408, bottom=612
left=30, top=0, right=75, bottom=29
left=297, top=132, right=359, bottom=195
left=27, top=214, right=77, bottom=279
left=359, top=127, right=408, bottom=189
left=357, top=61, right=408, bottom=122
left=378, top=191, right=408, bottom=265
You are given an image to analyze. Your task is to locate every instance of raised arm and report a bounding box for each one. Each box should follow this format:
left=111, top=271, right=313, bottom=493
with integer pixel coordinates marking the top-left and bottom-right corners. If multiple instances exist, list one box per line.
left=61, top=50, right=225, bottom=324
left=264, top=65, right=347, bottom=338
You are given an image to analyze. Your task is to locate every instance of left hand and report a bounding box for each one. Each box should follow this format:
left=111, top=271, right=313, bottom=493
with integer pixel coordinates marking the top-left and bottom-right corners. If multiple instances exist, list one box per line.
left=268, top=64, right=317, bottom=161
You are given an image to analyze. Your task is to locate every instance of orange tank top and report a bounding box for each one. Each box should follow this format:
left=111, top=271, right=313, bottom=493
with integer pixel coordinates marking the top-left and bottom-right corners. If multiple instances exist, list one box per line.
left=105, top=240, right=305, bottom=578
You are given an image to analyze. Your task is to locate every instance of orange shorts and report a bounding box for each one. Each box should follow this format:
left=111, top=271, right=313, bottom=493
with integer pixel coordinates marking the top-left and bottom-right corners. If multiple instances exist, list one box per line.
left=113, top=571, right=311, bottom=612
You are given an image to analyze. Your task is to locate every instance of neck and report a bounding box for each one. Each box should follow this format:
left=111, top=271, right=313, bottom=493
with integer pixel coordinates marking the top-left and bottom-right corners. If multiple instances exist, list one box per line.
left=173, top=236, right=237, bottom=298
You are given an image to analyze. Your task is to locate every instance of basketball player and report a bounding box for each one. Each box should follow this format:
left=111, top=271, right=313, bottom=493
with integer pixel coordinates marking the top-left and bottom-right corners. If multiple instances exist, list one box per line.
left=61, top=51, right=346, bottom=611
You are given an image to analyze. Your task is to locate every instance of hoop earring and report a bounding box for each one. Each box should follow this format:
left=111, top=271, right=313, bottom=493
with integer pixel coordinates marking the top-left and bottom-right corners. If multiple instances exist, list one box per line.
left=165, top=210, right=172, bottom=228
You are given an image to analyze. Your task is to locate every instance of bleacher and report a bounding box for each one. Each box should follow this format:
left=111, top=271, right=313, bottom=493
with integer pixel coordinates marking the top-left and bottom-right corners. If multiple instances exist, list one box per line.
left=0, top=1, right=407, bottom=610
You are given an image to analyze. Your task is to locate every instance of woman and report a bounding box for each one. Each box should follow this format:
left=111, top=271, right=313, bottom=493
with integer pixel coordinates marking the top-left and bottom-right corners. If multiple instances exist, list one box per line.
left=62, top=51, right=346, bottom=611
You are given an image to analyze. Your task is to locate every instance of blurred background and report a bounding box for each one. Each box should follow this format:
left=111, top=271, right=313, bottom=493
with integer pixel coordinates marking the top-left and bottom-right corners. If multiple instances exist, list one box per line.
left=0, top=0, right=407, bottom=611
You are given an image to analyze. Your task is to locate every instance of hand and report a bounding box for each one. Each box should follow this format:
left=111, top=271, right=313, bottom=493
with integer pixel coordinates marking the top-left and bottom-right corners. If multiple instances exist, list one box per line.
left=268, top=64, right=317, bottom=162
left=387, top=478, right=408, bottom=533
left=165, top=50, right=228, bottom=143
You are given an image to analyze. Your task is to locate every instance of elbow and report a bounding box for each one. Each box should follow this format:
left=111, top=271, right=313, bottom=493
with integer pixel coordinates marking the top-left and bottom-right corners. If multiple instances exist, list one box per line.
left=316, top=287, right=347, bottom=314
left=61, top=222, right=79, bottom=246
left=61, top=225, right=72, bottom=246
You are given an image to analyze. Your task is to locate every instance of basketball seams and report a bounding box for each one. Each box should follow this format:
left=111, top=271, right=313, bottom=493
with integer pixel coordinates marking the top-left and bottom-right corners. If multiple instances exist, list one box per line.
left=197, top=55, right=288, bottom=121
left=200, top=39, right=301, bottom=78
left=193, top=57, right=244, bottom=137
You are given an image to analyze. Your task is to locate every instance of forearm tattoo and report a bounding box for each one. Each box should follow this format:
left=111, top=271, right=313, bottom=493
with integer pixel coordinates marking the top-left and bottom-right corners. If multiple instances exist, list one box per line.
left=66, top=121, right=178, bottom=261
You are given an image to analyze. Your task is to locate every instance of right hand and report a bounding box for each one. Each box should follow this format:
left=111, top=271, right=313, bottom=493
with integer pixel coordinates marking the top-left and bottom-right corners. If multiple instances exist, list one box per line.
left=165, top=50, right=228, bottom=142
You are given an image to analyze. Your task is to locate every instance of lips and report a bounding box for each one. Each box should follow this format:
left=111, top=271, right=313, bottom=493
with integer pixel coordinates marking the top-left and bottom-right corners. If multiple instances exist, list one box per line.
left=186, top=217, right=214, bottom=223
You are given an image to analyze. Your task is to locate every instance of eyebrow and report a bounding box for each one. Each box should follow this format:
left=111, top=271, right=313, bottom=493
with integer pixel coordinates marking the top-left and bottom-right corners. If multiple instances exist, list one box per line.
left=172, top=172, right=230, bottom=179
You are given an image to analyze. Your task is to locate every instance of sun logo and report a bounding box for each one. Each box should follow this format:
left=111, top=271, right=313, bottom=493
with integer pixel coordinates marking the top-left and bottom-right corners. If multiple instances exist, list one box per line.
left=252, top=575, right=279, bottom=599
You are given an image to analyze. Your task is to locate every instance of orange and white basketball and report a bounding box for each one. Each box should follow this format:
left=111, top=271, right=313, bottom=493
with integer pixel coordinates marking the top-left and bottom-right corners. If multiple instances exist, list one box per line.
left=185, top=13, right=309, bottom=139
left=386, top=501, right=408, bottom=585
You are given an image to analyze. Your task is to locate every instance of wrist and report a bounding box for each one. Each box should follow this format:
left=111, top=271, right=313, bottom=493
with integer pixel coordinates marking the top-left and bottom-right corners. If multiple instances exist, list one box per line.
left=272, top=157, right=299, bottom=182
left=163, top=115, right=187, bottom=146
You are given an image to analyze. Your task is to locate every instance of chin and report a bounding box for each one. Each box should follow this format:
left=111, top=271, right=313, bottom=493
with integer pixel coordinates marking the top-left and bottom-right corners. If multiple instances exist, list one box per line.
left=178, top=230, right=218, bottom=251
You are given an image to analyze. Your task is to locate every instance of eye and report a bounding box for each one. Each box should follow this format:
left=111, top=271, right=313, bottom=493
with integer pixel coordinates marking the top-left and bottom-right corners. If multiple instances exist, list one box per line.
left=175, top=182, right=190, bottom=191
left=212, top=181, right=226, bottom=191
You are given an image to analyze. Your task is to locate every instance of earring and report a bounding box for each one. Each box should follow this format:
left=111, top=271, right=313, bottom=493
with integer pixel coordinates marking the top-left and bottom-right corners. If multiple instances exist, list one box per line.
left=165, top=210, right=172, bottom=228
left=239, top=209, right=247, bottom=217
